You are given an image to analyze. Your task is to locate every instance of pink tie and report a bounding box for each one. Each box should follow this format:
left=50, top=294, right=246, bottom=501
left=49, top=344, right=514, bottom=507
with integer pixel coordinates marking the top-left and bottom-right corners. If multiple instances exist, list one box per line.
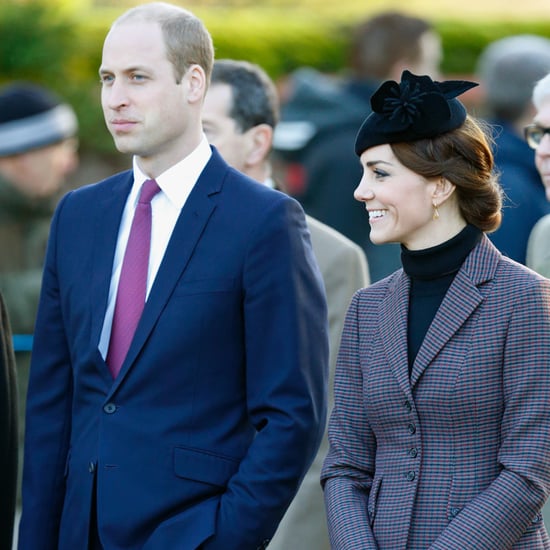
left=106, top=179, right=161, bottom=378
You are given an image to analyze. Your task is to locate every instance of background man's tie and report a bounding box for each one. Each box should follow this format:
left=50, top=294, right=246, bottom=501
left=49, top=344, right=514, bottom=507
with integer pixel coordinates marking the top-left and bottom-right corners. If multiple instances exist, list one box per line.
left=107, top=179, right=161, bottom=378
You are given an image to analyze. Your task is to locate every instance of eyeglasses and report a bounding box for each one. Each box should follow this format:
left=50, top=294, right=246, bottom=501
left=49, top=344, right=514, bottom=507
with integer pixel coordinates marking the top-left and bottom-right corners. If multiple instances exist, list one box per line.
left=524, top=124, right=550, bottom=149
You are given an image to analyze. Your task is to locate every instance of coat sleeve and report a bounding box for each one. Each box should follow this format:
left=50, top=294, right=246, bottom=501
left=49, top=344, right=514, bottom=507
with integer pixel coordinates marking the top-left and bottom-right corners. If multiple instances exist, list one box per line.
left=321, top=292, right=380, bottom=549
left=18, top=195, right=73, bottom=550
left=203, top=195, right=329, bottom=549
left=429, top=275, right=550, bottom=549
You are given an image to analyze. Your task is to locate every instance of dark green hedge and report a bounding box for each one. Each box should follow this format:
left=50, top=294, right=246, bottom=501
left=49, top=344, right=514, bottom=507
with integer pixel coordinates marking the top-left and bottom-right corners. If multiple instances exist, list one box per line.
left=1, top=2, right=549, bottom=154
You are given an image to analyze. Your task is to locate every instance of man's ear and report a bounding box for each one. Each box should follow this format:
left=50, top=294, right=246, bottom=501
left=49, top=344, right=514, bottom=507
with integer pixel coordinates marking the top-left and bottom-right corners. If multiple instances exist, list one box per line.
left=244, top=124, right=273, bottom=167
left=186, top=64, right=207, bottom=104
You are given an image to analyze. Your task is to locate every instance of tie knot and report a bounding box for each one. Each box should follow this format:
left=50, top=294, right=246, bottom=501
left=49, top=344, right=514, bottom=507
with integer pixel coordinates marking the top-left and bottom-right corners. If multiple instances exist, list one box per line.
left=139, top=179, right=161, bottom=205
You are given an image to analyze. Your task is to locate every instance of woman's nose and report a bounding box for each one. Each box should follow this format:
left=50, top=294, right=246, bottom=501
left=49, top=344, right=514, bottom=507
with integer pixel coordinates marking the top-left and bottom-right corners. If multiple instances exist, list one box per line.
left=354, top=176, right=374, bottom=203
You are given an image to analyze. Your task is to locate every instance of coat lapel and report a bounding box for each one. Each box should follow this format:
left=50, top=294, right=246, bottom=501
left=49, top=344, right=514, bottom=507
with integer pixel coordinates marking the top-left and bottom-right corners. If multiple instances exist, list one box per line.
left=410, top=235, right=500, bottom=387
left=379, top=270, right=413, bottom=396
left=110, top=150, right=227, bottom=389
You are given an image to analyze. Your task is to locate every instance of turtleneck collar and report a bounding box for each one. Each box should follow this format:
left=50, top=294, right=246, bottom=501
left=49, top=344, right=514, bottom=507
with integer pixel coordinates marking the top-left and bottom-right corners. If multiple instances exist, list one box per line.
left=401, top=224, right=483, bottom=281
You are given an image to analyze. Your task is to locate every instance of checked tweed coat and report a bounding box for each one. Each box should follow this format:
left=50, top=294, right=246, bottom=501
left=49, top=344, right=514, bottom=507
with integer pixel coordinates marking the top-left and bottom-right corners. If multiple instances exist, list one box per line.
left=322, top=236, right=550, bottom=549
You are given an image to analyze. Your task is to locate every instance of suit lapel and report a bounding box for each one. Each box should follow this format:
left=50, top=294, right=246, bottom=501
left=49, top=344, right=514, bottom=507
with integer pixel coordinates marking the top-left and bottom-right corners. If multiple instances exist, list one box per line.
left=410, top=235, right=500, bottom=387
left=110, top=150, right=227, bottom=389
left=380, top=270, right=412, bottom=396
left=90, top=172, right=134, bottom=349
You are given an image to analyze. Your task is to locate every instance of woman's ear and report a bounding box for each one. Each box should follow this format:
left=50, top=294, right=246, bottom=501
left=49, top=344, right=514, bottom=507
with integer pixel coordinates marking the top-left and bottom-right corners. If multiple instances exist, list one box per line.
left=432, top=177, right=456, bottom=205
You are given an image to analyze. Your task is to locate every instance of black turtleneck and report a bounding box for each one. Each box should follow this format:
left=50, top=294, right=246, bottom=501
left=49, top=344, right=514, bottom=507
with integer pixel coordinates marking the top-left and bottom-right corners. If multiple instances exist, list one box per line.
left=401, top=224, right=482, bottom=370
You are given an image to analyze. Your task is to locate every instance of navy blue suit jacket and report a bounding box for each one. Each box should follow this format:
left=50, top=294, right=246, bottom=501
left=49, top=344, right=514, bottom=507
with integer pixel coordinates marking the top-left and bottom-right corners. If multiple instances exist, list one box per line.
left=19, top=149, right=328, bottom=550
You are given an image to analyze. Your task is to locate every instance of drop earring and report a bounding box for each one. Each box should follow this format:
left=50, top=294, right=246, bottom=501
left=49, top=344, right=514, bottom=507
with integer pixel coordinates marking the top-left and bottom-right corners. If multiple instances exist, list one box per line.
left=432, top=201, right=440, bottom=220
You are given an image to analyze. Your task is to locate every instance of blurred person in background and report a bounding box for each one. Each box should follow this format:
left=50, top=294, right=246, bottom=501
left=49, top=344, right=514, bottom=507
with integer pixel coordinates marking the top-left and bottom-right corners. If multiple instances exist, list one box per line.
left=526, top=73, right=550, bottom=279
left=0, top=291, right=17, bottom=550
left=0, top=82, right=78, bottom=339
left=476, top=35, right=550, bottom=265
left=0, top=83, right=78, bottom=527
left=202, top=58, right=369, bottom=550
left=272, top=11, right=442, bottom=282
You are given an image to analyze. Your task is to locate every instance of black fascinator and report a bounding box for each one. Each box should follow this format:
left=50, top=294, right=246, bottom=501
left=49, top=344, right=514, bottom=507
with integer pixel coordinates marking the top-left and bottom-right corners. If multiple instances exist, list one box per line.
left=354, top=70, right=478, bottom=155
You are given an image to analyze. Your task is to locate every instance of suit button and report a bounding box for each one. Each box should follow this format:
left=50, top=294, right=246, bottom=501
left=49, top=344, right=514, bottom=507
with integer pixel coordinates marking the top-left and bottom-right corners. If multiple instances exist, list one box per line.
left=407, top=423, right=416, bottom=434
left=103, top=403, right=117, bottom=414
left=88, top=461, right=96, bottom=473
left=409, top=447, right=418, bottom=458
left=406, top=471, right=416, bottom=481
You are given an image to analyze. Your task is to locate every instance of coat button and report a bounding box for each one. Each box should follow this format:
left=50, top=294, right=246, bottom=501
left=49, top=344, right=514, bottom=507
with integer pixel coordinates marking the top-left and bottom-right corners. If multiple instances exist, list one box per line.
left=406, top=470, right=416, bottom=481
left=88, top=461, right=96, bottom=473
left=409, top=447, right=418, bottom=458
left=408, top=423, right=416, bottom=434
left=103, top=403, right=117, bottom=414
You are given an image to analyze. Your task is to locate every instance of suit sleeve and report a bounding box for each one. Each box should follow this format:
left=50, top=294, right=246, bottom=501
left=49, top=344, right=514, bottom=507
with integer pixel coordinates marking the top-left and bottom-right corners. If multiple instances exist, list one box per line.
left=321, top=292, right=380, bottom=549
left=429, top=276, right=550, bottom=549
left=203, top=195, right=329, bottom=549
left=18, top=195, right=73, bottom=550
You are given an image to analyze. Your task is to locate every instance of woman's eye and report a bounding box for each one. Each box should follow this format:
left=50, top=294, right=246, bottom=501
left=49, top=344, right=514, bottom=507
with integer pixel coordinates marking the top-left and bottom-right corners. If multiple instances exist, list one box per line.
left=373, top=169, right=388, bottom=179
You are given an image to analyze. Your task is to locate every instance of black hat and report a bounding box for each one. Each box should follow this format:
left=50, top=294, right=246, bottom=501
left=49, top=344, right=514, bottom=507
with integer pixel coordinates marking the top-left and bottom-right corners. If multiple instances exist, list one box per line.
left=355, top=70, right=478, bottom=156
left=0, top=83, right=77, bottom=157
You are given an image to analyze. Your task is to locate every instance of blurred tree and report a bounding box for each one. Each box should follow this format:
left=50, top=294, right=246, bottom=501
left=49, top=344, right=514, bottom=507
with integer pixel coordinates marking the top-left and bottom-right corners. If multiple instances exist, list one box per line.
left=0, top=1, right=77, bottom=86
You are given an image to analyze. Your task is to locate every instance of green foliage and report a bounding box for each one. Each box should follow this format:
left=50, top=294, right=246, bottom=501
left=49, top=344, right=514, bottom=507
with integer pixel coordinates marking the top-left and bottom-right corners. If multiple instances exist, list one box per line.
left=1, top=1, right=549, bottom=155
left=437, top=19, right=550, bottom=74
left=0, top=1, right=77, bottom=84
left=205, top=11, right=351, bottom=77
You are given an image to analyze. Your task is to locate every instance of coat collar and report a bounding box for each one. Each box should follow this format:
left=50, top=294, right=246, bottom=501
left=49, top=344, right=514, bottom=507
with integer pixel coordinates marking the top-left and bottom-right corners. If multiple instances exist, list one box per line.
left=381, top=235, right=501, bottom=392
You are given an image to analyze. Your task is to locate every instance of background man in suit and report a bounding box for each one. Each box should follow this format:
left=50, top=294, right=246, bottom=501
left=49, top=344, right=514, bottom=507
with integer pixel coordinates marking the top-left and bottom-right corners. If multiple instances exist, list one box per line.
left=18, top=3, right=328, bottom=549
left=526, top=72, right=550, bottom=279
left=475, top=35, right=550, bottom=264
left=272, top=11, right=442, bottom=282
left=202, top=58, right=369, bottom=550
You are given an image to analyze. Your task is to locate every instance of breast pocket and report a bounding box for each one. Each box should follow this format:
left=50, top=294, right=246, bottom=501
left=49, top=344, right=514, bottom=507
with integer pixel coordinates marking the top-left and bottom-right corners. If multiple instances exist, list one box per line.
left=173, top=278, right=236, bottom=297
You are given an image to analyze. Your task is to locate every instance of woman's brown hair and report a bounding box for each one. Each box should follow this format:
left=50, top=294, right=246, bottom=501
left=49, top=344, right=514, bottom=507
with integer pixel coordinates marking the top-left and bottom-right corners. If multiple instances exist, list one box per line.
left=391, top=115, right=502, bottom=232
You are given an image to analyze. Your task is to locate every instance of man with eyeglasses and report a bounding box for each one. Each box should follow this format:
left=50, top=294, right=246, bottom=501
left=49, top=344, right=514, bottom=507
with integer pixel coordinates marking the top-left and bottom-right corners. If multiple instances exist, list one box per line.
left=476, top=35, right=550, bottom=265
left=526, top=73, right=550, bottom=277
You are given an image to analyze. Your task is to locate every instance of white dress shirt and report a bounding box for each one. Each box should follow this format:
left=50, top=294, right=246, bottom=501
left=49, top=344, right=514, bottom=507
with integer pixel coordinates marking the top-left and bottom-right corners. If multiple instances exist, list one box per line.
left=99, top=136, right=212, bottom=358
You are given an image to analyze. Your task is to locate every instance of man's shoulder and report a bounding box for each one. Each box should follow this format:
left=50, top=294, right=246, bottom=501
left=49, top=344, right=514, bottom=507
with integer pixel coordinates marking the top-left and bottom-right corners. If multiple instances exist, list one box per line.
left=73, top=169, right=133, bottom=196
left=306, top=215, right=363, bottom=253
left=530, top=213, right=550, bottom=241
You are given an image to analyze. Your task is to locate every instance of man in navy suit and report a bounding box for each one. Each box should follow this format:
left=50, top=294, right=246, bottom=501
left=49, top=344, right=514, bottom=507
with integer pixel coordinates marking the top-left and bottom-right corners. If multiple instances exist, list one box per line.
left=18, top=3, right=328, bottom=549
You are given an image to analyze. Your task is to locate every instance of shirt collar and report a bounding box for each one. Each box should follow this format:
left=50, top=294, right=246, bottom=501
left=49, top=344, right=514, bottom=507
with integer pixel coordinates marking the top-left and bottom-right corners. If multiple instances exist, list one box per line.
left=131, top=134, right=212, bottom=209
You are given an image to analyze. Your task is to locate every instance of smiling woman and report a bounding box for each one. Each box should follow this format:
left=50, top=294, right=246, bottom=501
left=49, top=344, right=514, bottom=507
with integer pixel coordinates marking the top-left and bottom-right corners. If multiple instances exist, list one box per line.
left=321, top=70, right=550, bottom=550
